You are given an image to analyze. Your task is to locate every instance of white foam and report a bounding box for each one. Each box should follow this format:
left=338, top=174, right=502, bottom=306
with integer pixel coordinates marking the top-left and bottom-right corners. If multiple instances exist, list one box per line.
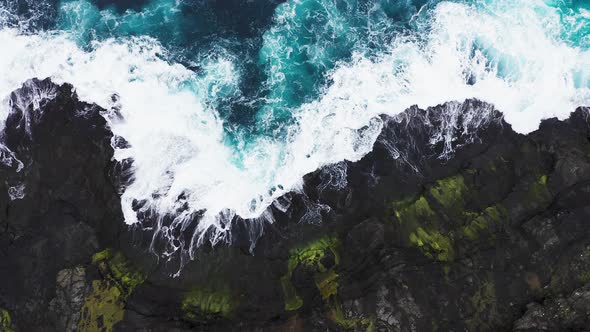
left=283, top=0, right=590, bottom=179
left=0, top=0, right=589, bottom=254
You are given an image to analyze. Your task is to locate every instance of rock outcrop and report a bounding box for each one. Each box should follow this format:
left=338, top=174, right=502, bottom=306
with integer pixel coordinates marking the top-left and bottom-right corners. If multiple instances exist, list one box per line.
left=514, top=283, right=590, bottom=331
left=1, top=79, right=590, bottom=331
left=0, top=78, right=124, bottom=331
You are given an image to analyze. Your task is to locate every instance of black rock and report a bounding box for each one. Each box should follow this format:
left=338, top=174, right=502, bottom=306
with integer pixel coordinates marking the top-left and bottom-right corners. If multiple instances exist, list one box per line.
left=2, top=78, right=590, bottom=332
left=0, top=78, right=123, bottom=331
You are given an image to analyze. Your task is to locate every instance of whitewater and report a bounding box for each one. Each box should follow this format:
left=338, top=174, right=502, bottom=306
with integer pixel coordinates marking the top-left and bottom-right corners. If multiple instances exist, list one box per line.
left=0, top=0, right=589, bottom=256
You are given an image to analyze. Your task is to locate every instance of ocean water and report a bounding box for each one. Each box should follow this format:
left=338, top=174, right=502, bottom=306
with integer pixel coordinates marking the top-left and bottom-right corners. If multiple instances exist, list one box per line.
left=0, top=0, right=589, bottom=255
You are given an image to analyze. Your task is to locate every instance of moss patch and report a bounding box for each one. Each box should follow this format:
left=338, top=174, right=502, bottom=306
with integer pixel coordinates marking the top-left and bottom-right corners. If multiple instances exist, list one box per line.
left=461, top=215, right=488, bottom=241
left=289, top=236, right=341, bottom=272
left=392, top=196, right=435, bottom=227
left=0, top=308, right=13, bottom=332
left=281, top=275, right=304, bottom=311
left=429, top=175, right=467, bottom=212
left=460, top=205, right=507, bottom=240
left=315, top=269, right=339, bottom=300
left=526, top=175, right=552, bottom=206
left=540, top=175, right=548, bottom=185
left=409, top=227, right=454, bottom=262
left=79, top=280, right=124, bottom=332
left=281, top=236, right=340, bottom=311
left=91, top=249, right=111, bottom=264
left=466, top=279, right=498, bottom=331
left=327, top=298, right=375, bottom=331
left=391, top=173, right=512, bottom=262
left=79, top=249, right=145, bottom=332
left=280, top=236, right=373, bottom=331
left=181, top=288, right=233, bottom=319
left=92, top=249, right=145, bottom=296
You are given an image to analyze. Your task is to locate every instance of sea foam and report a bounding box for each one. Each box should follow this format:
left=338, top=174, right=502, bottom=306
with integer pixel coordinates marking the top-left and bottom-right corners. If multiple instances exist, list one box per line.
left=0, top=0, right=589, bottom=256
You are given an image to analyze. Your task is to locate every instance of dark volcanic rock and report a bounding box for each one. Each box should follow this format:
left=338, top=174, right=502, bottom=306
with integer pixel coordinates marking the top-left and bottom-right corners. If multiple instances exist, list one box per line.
left=513, top=283, right=590, bottom=331
left=0, top=78, right=124, bottom=331
left=1, top=78, right=590, bottom=331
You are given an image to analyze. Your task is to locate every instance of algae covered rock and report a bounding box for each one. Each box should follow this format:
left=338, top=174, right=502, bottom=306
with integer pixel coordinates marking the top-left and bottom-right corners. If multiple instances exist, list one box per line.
left=181, top=288, right=234, bottom=320
left=0, top=308, right=13, bottom=332
left=78, top=249, right=145, bottom=332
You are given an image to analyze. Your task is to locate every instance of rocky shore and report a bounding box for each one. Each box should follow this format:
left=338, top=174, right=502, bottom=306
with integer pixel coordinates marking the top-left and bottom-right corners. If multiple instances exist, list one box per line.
left=1, top=79, right=590, bottom=331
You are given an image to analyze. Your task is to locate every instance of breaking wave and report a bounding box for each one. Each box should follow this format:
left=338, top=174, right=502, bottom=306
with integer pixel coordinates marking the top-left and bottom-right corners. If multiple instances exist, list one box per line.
left=1, top=0, right=589, bottom=256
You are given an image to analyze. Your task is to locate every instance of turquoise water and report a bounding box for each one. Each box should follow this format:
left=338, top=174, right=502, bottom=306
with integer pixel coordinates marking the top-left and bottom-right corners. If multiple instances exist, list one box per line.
left=1, top=0, right=589, bottom=250
left=51, top=0, right=432, bottom=131
left=4, top=0, right=589, bottom=136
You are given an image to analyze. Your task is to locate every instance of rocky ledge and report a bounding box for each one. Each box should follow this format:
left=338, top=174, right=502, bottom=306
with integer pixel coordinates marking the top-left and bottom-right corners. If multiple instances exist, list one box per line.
left=1, top=79, right=590, bottom=331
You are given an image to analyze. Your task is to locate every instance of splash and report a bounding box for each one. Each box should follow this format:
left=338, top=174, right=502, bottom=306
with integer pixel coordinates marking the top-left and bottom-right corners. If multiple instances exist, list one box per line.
left=0, top=0, right=589, bottom=257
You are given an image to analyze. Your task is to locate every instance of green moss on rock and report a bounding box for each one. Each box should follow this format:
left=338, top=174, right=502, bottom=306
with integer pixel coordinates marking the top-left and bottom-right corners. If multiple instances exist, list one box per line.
left=91, top=249, right=111, bottom=264
left=392, top=196, right=435, bottom=227
left=540, top=175, right=548, bottom=185
left=92, top=249, right=145, bottom=296
left=467, top=279, right=498, bottom=331
left=409, top=227, right=454, bottom=262
left=461, top=216, right=488, bottom=241
left=289, top=236, right=340, bottom=272
left=79, top=280, right=124, bottom=332
left=315, top=269, right=339, bottom=300
left=281, top=275, right=304, bottom=311
left=526, top=175, right=552, bottom=205
left=0, top=308, right=13, bottom=332
left=429, top=175, right=467, bottom=212
left=484, top=205, right=507, bottom=222
left=79, top=249, right=146, bottom=332
left=181, top=288, right=233, bottom=319
left=328, top=298, right=375, bottom=332
left=460, top=205, right=507, bottom=240
left=392, top=173, right=512, bottom=261
left=281, top=236, right=375, bottom=329
left=281, top=236, right=340, bottom=311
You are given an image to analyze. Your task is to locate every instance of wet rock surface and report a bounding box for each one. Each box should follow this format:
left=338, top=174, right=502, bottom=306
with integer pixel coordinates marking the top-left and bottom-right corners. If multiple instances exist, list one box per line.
left=1, top=79, right=590, bottom=331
